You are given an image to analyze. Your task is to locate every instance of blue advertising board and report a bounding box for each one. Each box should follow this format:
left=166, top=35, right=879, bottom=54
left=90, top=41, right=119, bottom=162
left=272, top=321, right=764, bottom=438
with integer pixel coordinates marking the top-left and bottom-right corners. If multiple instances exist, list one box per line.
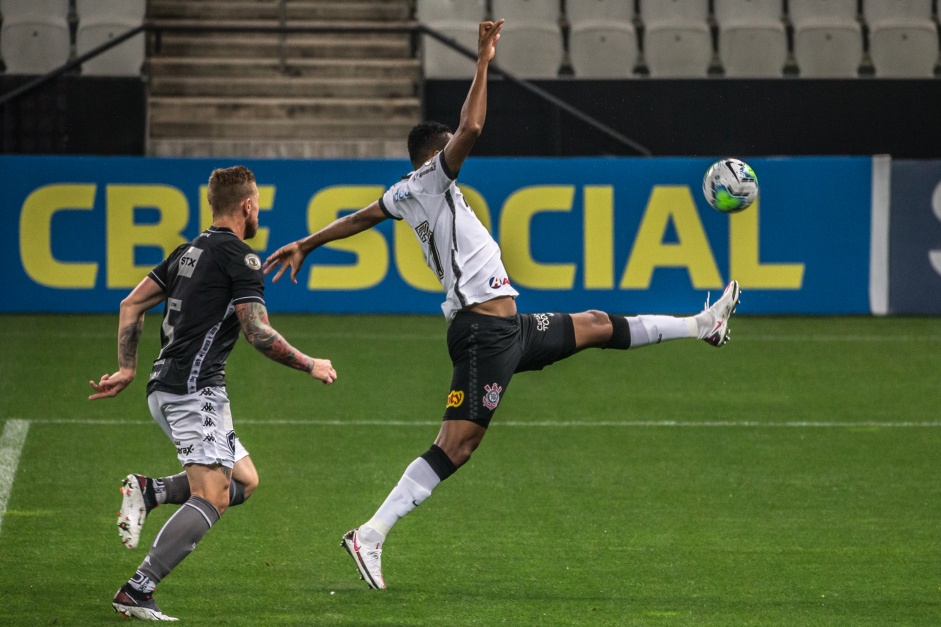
left=887, top=160, right=941, bottom=314
left=1, top=155, right=874, bottom=315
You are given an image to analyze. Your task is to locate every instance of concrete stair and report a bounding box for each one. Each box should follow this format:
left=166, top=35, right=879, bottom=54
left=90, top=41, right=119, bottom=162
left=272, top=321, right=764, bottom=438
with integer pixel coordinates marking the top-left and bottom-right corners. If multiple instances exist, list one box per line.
left=146, top=0, right=420, bottom=158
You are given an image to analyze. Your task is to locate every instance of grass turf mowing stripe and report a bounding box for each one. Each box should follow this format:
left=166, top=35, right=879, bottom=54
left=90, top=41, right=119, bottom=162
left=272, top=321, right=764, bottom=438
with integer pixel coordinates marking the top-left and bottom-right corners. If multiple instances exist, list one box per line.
left=0, top=420, right=29, bottom=537
left=10, top=417, right=941, bottom=428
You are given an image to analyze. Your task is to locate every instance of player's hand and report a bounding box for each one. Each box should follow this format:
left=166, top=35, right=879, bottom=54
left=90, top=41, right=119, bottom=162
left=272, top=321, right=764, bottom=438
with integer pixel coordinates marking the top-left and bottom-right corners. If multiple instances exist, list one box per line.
left=263, top=242, right=306, bottom=284
left=88, top=370, right=134, bottom=400
left=478, top=19, right=504, bottom=64
left=309, top=358, right=337, bottom=385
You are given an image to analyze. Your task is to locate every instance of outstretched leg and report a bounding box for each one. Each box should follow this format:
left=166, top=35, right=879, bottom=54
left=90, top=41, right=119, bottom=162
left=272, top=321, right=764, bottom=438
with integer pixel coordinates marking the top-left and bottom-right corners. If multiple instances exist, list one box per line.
left=571, top=280, right=741, bottom=351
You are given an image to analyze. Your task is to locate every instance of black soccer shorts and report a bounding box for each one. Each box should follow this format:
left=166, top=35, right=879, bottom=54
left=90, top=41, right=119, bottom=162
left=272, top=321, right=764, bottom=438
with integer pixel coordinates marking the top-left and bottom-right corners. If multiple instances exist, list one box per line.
left=443, top=311, right=576, bottom=427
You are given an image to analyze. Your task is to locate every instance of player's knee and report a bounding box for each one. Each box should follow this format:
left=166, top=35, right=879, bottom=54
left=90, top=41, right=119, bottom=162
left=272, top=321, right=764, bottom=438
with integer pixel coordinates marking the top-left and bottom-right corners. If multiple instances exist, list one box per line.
left=585, top=309, right=613, bottom=332
left=208, top=492, right=229, bottom=516
left=240, top=469, right=259, bottom=499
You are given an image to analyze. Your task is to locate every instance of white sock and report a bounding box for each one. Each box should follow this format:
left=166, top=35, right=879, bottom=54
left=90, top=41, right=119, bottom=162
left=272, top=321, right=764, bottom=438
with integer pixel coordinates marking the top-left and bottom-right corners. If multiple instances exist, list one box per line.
left=358, top=457, right=441, bottom=545
left=626, top=315, right=699, bottom=348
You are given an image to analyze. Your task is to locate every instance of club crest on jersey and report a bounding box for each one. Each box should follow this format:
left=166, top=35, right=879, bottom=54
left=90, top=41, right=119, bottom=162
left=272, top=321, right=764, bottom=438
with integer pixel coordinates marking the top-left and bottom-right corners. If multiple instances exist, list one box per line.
left=446, top=390, right=464, bottom=408
left=482, top=382, right=503, bottom=410
left=244, top=253, right=261, bottom=270
left=489, top=277, right=510, bottom=289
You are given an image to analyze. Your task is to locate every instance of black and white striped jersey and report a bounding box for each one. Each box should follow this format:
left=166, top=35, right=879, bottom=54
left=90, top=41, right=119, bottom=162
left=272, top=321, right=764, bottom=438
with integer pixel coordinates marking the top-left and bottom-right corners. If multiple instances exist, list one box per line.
left=379, top=152, right=518, bottom=320
left=145, top=226, right=265, bottom=395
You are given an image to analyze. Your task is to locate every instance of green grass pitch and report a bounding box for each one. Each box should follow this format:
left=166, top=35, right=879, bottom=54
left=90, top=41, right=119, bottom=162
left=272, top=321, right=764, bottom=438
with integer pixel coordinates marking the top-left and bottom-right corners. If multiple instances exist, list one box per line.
left=0, top=313, right=939, bottom=625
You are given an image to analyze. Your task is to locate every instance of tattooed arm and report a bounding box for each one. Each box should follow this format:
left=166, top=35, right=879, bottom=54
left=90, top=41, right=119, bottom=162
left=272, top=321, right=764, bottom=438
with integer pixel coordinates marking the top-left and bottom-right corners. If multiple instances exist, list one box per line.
left=89, top=276, right=165, bottom=400
left=235, top=301, right=337, bottom=384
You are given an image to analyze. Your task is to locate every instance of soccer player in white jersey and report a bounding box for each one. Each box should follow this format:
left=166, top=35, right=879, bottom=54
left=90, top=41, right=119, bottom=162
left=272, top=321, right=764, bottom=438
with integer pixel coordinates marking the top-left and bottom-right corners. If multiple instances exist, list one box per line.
left=264, top=19, right=741, bottom=590
left=90, top=165, right=337, bottom=620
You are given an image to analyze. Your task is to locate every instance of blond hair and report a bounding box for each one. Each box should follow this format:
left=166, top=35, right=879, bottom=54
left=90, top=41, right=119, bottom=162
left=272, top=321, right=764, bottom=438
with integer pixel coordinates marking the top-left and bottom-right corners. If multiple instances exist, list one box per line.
left=207, top=165, right=256, bottom=216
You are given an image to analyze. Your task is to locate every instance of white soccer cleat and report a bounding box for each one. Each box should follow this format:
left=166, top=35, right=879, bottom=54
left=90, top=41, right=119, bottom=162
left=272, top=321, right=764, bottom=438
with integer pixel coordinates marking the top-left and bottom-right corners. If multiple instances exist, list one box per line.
left=341, top=528, right=386, bottom=589
left=112, top=585, right=178, bottom=621
left=702, top=280, right=741, bottom=347
left=117, top=474, right=149, bottom=550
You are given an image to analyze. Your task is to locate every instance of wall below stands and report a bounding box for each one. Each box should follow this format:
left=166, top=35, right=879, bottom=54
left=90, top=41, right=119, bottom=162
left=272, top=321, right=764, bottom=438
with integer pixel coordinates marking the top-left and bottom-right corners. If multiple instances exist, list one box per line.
left=0, top=76, right=145, bottom=155
left=1, top=76, right=939, bottom=158
left=424, top=78, right=941, bottom=158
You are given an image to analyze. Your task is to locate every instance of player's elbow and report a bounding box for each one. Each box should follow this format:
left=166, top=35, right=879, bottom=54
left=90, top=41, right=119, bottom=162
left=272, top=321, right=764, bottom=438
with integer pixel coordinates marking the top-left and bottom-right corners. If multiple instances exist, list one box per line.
left=460, top=122, right=483, bottom=139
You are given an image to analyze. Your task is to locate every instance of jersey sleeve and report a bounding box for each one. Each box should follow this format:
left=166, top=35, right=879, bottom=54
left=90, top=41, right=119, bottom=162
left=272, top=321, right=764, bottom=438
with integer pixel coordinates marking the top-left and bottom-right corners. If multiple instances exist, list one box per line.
left=148, top=242, right=189, bottom=290
left=219, top=240, right=266, bottom=306
left=148, top=257, right=170, bottom=291
left=379, top=183, right=406, bottom=220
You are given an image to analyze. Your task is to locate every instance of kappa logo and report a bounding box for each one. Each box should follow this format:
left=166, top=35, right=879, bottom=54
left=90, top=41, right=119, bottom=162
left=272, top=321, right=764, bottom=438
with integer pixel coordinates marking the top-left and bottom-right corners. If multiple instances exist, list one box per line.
left=244, top=253, right=262, bottom=270
left=482, top=382, right=503, bottom=411
left=489, top=277, right=510, bottom=289
left=446, top=390, right=464, bottom=408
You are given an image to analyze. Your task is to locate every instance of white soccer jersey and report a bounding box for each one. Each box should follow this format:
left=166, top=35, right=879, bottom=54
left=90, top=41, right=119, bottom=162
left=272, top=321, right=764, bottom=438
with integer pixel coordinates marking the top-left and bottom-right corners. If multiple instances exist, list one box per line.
left=379, top=152, right=518, bottom=320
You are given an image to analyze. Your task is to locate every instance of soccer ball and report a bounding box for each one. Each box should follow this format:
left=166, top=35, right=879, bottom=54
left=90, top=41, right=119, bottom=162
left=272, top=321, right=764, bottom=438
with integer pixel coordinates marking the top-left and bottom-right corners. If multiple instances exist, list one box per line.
left=702, top=158, right=758, bottom=213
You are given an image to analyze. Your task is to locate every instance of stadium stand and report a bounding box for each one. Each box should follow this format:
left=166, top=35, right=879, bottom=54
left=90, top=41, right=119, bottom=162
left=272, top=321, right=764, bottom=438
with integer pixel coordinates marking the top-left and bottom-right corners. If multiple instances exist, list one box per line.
left=417, top=0, right=486, bottom=79
left=76, top=0, right=146, bottom=76
left=864, top=0, right=940, bottom=77
left=566, top=0, right=638, bottom=78
left=714, top=0, right=788, bottom=77
left=145, top=0, right=419, bottom=158
left=0, top=0, right=71, bottom=75
left=638, top=0, right=713, bottom=77
left=490, top=0, right=564, bottom=78
left=789, top=0, right=864, bottom=77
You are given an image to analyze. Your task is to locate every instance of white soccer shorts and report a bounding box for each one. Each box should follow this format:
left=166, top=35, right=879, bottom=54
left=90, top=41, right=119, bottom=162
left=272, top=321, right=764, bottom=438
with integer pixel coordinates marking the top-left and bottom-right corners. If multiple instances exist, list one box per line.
left=147, top=386, right=248, bottom=468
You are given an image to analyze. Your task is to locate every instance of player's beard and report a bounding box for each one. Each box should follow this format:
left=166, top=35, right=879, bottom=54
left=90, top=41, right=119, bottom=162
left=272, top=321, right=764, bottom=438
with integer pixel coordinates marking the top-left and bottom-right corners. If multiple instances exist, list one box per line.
left=244, top=215, right=259, bottom=240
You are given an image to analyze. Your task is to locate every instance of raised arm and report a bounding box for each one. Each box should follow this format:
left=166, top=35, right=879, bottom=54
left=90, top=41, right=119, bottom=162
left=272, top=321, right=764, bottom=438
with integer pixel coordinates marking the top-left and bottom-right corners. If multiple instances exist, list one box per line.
left=263, top=201, right=387, bottom=283
left=234, top=301, right=337, bottom=384
left=88, top=276, right=166, bottom=399
left=441, top=19, right=504, bottom=176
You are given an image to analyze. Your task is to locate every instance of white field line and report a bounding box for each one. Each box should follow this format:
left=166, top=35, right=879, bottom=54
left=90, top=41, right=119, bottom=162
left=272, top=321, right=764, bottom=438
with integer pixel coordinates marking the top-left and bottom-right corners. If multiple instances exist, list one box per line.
left=0, top=420, right=30, bottom=537
left=12, top=418, right=941, bottom=428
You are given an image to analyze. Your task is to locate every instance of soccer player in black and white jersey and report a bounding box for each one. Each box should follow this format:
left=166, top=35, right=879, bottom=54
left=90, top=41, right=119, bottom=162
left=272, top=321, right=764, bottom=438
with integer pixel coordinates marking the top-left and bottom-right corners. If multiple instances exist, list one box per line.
left=90, top=165, right=337, bottom=620
left=264, top=20, right=740, bottom=591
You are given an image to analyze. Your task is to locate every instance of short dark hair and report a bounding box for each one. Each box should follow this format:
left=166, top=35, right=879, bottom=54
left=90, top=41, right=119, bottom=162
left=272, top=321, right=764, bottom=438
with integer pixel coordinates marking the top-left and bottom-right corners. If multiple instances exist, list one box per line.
left=407, top=121, right=451, bottom=168
left=207, top=165, right=256, bottom=216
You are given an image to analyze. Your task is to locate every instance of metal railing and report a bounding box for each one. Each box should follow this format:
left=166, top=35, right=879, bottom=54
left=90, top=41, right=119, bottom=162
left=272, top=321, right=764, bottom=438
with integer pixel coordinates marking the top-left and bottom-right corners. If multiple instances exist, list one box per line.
left=0, top=21, right=652, bottom=156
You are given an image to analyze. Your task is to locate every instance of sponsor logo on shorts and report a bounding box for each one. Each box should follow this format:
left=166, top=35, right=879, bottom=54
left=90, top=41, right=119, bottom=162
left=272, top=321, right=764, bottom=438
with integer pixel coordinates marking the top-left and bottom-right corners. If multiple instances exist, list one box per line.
left=489, top=277, right=510, bottom=289
left=245, top=253, right=262, bottom=270
left=534, top=313, right=551, bottom=331
left=177, top=444, right=194, bottom=456
left=446, top=390, right=464, bottom=408
left=482, top=382, right=503, bottom=411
